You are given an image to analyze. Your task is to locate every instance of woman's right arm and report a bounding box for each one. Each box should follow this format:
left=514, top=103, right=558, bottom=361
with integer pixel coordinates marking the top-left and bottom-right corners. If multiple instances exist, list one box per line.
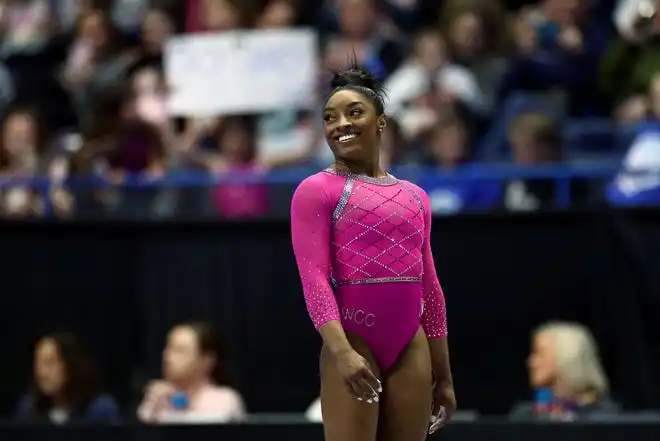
left=290, top=177, right=352, bottom=357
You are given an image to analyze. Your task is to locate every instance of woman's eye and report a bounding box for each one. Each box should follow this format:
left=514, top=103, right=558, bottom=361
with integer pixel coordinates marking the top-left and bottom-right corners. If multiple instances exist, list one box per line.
left=350, top=109, right=362, bottom=116
left=323, top=114, right=334, bottom=122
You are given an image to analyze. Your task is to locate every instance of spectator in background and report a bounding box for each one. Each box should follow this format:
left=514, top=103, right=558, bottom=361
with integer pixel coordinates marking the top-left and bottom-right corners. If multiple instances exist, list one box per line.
left=511, top=322, right=618, bottom=421
left=80, top=80, right=167, bottom=179
left=607, top=72, right=660, bottom=205
left=0, top=106, right=72, bottom=217
left=137, top=322, right=245, bottom=423
left=61, top=8, right=131, bottom=119
left=438, top=0, right=510, bottom=115
left=55, top=0, right=150, bottom=34
left=416, top=111, right=499, bottom=214
left=184, top=112, right=317, bottom=218
left=183, top=115, right=270, bottom=218
left=69, top=81, right=169, bottom=217
left=255, top=0, right=296, bottom=29
left=15, top=332, right=118, bottom=423
left=601, top=0, right=660, bottom=123
left=139, top=7, right=177, bottom=60
left=326, top=0, right=405, bottom=78
left=186, top=0, right=244, bottom=33
left=503, top=113, right=565, bottom=211
left=385, top=30, right=485, bottom=127
left=503, top=0, right=607, bottom=117
left=0, top=0, right=55, bottom=57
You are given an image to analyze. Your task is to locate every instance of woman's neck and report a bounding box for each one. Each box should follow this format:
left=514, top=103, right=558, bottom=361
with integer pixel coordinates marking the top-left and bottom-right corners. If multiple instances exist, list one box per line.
left=333, top=159, right=385, bottom=178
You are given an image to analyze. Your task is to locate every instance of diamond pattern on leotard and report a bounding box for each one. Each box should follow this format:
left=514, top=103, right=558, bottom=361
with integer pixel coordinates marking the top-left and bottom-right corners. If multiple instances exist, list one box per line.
left=330, top=182, right=425, bottom=284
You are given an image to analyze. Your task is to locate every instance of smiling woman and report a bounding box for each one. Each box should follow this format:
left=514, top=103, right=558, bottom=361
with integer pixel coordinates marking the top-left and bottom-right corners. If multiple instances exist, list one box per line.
left=322, top=68, right=387, bottom=168
left=290, top=62, right=456, bottom=441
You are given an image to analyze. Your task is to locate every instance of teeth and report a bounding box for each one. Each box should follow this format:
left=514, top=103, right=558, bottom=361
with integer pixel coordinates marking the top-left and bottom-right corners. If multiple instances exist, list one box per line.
left=338, top=134, right=357, bottom=143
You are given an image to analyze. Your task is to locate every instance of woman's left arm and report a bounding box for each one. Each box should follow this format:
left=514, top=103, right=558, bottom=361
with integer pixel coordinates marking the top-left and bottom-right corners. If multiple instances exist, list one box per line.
left=416, top=186, right=452, bottom=385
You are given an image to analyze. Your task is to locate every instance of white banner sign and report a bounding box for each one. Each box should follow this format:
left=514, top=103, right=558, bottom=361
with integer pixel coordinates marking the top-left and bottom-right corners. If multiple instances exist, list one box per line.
left=165, top=29, right=317, bottom=117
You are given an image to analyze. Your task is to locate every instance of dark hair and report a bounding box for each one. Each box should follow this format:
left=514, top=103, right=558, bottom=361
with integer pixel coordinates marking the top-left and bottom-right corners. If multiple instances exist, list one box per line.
left=211, top=115, right=257, bottom=163
left=178, top=321, right=235, bottom=388
left=325, top=59, right=387, bottom=115
left=30, top=332, right=104, bottom=416
left=75, top=9, right=123, bottom=60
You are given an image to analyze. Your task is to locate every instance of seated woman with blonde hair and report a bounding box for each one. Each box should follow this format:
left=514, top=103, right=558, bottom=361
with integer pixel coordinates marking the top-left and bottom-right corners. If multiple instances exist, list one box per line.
left=511, top=321, right=619, bottom=421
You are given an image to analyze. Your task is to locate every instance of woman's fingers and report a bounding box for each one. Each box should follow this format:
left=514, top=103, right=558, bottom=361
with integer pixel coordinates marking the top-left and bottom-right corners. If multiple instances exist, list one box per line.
left=428, top=406, right=447, bottom=434
left=355, top=367, right=380, bottom=403
left=344, top=379, right=363, bottom=400
left=362, top=369, right=382, bottom=395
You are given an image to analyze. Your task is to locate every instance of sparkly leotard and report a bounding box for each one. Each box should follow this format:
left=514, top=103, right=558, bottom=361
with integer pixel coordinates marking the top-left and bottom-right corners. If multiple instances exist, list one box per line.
left=290, top=168, right=447, bottom=371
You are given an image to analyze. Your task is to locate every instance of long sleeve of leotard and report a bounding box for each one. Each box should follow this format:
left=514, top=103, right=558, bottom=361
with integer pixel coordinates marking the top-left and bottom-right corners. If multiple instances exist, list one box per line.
left=417, top=187, right=448, bottom=339
left=290, top=176, right=340, bottom=329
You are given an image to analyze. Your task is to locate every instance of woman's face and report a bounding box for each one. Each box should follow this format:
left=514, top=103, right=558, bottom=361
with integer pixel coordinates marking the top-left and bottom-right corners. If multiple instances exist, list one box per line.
left=449, top=12, right=483, bottom=59
left=163, top=326, right=203, bottom=382
left=220, top=119, right=252, bottom=158
left=3, top=112, right=37, bottom=155
left=203, top=0, right=240, bottom=31
left=528, top=331, right=558, bottom=388
left=415, top=33, right=446, bottom=73
left=257, top=0, right=295, bottom=29
left=323, top=89, right=382, bottom=163
left=142, top=10, right=174, bottom=52
left=431, top=123, right=467, bottom=166
left=34, top=339, right=66, bottom=397
left=338, top=0, right=376, bottom=39
left=543, top=0, right=584, bottom=26
left=78, top=11, right=108, bottom=49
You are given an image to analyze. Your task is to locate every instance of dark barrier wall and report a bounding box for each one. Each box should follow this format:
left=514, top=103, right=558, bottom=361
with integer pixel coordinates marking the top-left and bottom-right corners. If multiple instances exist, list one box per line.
left=1, top=209, right=659, bottom=417
left=3, top=422, right=660, bottom=441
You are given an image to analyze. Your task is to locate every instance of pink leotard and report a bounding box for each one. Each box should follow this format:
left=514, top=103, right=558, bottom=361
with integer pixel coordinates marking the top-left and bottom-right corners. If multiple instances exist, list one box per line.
left=290, top=168, right=447, bottom=371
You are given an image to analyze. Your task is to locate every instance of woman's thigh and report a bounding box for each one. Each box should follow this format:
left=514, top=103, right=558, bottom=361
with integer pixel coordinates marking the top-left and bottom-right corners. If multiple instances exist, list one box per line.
left=320, top=331, right=381, bottom=441
left=378, top=327, right=432, bottom=441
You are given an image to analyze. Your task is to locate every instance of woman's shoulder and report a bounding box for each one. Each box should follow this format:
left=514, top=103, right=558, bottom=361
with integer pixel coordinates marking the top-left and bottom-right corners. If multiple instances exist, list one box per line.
left=398, top=179, right=431, bottom=204
left=203, top=386, right=246, bottom=417
left=206, top=386, right=244, bottom=402
left=293, top=170, right=345, bottom=205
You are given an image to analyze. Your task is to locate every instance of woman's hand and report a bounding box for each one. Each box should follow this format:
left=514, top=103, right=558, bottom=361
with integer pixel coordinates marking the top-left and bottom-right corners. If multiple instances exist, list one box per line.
left=138, top=380, right=176, bottom=422
left=429, top=380, right=456, bottom=434
left=144, top=380, right=175, bottom=408
left=335, top=349, right=382, bottom=403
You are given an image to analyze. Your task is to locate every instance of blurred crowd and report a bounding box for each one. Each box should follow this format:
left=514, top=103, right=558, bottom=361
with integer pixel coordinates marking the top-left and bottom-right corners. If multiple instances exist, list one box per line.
left=17, top=320, right=641, bottom=424
left=0, top=0, right=660, bottom=218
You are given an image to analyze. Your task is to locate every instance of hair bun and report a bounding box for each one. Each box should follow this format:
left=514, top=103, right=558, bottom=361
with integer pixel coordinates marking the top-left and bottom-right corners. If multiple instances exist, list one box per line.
left=330, top=60, right=384, bottom=97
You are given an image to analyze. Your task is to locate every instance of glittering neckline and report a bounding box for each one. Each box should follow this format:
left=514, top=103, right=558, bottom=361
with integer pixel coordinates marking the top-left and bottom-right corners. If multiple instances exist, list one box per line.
left=323, top=167, right=398, bottom=186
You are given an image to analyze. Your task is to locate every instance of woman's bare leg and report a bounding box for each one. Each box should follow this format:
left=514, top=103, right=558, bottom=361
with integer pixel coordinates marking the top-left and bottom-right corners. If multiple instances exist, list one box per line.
left=377, top=328, right=433, bottom=441
left=321, top=331, right=381, bottom=441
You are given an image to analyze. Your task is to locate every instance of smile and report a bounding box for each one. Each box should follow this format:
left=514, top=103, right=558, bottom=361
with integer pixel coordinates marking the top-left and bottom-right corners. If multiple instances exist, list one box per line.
left=338, top=133, right=358, bottom=143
